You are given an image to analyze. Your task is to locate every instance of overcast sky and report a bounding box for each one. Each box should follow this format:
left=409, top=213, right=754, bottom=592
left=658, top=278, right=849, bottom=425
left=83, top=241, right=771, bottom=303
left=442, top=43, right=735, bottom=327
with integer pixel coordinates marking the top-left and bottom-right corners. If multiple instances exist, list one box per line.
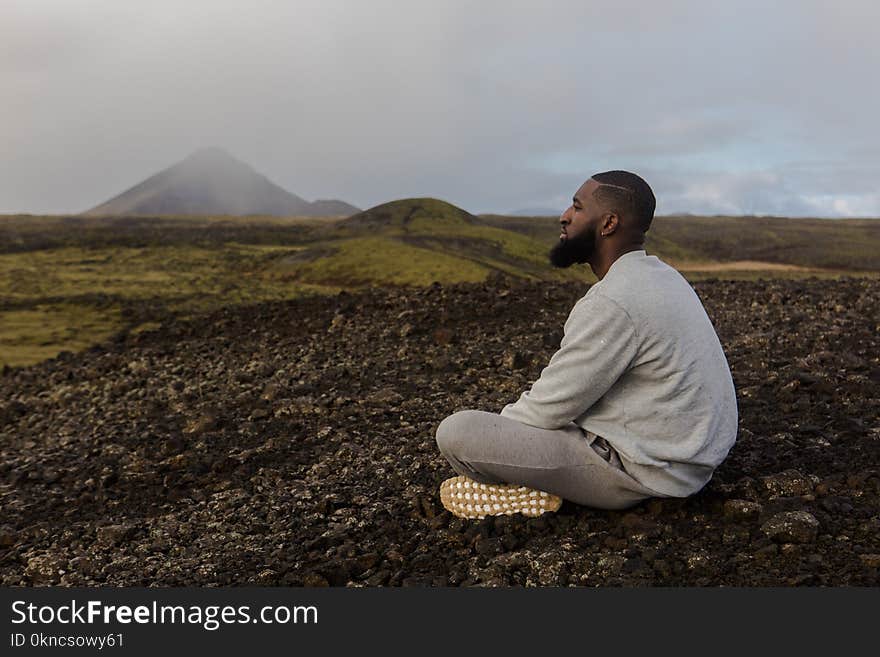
left=2, top=0, right=879, bottom=216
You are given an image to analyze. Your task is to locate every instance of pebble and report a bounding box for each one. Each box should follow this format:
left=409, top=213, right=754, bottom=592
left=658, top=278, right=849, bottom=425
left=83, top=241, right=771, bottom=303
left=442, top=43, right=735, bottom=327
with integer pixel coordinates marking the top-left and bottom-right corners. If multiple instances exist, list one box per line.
left=502, top=351, right=529, bottom=370
left=761, top=511, right=820, bottom=544
left=753, top=544, right=779, bottom=560
left=302, top=573, right=329, bottom=587
left=0, top=526, right=16, bottom=548
left=69, top=556, right=94, bottom=574
left=432, top=328, right=455, bottom=345
left=96, top=524, right=135, bottom=547
left=860, top=554, right=880, bottom=568
left=761, top=470, right=814, bottom=498
left=723, top=499, right=763, bottom=521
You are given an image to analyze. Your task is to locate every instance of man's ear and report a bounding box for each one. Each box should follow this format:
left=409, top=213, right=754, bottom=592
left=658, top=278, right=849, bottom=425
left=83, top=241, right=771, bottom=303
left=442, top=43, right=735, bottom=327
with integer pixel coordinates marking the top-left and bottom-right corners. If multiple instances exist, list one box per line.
left=600, top=212, right=619, bottom=237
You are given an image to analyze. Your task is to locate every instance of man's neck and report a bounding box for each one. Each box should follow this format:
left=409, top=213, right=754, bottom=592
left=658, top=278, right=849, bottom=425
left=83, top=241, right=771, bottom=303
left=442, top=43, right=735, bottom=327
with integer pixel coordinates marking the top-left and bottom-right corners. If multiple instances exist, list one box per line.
left=589, top=244, right=644, bottom=280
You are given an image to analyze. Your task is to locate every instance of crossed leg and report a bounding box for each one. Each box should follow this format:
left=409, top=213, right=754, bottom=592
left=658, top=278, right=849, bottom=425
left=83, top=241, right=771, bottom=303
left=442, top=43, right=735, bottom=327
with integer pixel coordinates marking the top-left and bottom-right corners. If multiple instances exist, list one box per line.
left=435, top=409, right=659, bottom=511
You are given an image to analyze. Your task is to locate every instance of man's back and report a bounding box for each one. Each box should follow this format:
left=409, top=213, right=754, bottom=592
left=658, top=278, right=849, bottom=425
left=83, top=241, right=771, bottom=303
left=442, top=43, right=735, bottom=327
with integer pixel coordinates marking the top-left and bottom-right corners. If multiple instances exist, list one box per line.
left=580, top=249, right=738, bottom=495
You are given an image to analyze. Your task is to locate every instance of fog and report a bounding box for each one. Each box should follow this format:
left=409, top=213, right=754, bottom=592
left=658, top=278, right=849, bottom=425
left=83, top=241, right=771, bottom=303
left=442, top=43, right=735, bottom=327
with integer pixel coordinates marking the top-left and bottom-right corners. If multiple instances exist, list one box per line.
left=2, top=0, right=878, bottom=216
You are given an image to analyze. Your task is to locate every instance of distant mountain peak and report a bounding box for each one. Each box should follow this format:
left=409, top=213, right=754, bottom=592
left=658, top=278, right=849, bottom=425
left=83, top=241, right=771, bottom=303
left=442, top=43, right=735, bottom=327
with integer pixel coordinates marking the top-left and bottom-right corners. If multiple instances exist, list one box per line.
left=83, top=149, right=359, bottom=217
left=178, top=146, right=248, bottom=169
left=188, top=145, right=233, bottom=159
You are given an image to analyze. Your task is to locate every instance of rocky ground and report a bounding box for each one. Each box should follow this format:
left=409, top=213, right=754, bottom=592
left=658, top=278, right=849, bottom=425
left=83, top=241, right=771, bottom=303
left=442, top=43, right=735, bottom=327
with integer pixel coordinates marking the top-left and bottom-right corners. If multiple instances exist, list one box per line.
left=1, top=276, right=879, bottom=586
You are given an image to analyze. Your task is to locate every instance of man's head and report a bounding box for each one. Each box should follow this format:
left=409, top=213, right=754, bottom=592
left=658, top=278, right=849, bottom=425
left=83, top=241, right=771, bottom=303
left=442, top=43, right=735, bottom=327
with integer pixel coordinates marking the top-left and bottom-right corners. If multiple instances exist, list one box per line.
left=549, top=170, right=656, bottom=269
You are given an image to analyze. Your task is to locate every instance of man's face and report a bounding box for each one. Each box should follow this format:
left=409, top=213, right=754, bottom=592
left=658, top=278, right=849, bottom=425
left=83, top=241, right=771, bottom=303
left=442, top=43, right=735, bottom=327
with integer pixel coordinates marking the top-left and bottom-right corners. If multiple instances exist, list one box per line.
left=549, top=179, right=600, bottom=268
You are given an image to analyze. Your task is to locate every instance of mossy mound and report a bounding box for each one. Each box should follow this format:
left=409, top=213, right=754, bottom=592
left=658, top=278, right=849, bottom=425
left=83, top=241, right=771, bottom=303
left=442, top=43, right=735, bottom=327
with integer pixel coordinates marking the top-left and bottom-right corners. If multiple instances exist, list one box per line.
left=342, top=198, right=476, bottom=230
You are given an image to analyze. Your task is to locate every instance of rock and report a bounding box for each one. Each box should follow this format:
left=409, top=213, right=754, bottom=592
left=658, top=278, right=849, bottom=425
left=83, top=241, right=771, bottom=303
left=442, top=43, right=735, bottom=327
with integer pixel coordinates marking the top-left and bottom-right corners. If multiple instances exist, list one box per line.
left=428, top=354, right=452, bottom=372
left=860, top=554, right=880, bottom=568
left=475, top=537, right=504, bottom=556
left=432, top=328, right=455, bottom=345
left=401, top=576, right=434, bottom=587
left=596, top=555, right=626, bottom=575
left=26, top=554, right=65, bottom=583
left=69, top=556, right=94, bottom=575
left=42, top=469, right=61, bottom=484
left=184, top=414, right=216, bottom=434
left=621, top=557, right=648, bottom=574
left=686, top=552, right=711, bottom=571
left=367, top=387, right=403, bottom=405
left=303, top=573, right=330, bottom=587
left=353, top=552, right=380, bottom=573
left=502, top=351, right=529, bottom=370
left=328, top=314, right=346, bottom=332
left=365, top=570, right=391, bottom=586
left=96, top=524, right=136, bottom=547
left=761, top=470, right=814, bottom=498
left=753, top=544, right=778, bottom=560
left=652, top=559, right=672, bottom=577
left=261, top=382, right=285, bottom=401
left=723, top=499, right=763, bottom=521
left=603, top=536, right=628, bottom=550
left=0, top=526, right=15, bottom=548
left=780, top=543, right=801, bottom=556
left=761, top=511, right=819, bottom=544
left=722, top=526, right=751, bottom=544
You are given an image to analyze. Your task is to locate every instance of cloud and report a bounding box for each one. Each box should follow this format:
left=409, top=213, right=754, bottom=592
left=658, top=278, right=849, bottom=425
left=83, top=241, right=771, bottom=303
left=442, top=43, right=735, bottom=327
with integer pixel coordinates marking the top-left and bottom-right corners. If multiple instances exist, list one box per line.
left=649, top=166, right=880, bottom=217
left=1, top=0, right=879, bottom=217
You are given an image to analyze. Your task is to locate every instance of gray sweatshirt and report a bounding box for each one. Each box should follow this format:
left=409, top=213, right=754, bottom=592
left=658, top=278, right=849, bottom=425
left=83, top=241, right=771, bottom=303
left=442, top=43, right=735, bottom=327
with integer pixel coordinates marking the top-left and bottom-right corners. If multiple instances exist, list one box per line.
left=500, top=249, right=738, bottom=497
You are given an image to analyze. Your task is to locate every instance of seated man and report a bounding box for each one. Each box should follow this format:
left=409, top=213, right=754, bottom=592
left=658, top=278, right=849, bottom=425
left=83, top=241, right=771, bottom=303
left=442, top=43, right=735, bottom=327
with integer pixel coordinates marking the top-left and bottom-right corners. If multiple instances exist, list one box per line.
left=435, top=170, right=738, bottom=519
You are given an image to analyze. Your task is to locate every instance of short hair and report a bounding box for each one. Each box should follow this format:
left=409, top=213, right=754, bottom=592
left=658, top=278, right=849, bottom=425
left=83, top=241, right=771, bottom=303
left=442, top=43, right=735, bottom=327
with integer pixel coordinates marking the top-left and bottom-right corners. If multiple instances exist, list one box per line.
left=590, top=170, right=656, bottom=232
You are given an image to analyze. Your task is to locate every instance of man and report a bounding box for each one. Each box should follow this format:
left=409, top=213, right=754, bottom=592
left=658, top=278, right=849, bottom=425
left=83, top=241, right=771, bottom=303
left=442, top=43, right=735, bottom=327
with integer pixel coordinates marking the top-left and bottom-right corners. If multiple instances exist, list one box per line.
left=435, top=170, right=738, bottom=519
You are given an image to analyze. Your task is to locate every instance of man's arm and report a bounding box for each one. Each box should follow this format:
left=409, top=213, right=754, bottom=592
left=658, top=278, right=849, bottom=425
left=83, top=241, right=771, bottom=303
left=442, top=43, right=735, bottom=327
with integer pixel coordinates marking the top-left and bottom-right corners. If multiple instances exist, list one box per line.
left=500, top=292, right=639, bottom=430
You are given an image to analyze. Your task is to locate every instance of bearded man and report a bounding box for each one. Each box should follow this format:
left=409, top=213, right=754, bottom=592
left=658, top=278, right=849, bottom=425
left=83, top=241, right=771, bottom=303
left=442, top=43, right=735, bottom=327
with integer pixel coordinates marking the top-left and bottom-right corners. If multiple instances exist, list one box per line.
left=435, top=170, right=738, bottom=518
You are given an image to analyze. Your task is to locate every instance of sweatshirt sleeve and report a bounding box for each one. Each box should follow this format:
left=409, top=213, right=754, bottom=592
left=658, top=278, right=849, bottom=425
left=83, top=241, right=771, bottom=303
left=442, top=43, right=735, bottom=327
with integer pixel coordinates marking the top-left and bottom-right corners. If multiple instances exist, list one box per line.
left=499, top=292, right=639, bottom=430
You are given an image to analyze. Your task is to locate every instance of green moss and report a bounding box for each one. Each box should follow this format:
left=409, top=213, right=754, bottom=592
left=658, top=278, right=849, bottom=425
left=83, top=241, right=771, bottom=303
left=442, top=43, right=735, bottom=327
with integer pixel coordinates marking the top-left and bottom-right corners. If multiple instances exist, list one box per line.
left=0, top=244, right=326, bottom=301
left=405, top=220, right=553, bottom=266
left=0, top=243, right=342, bottom=366
left=286, top=237, right=490, bottom=286
left=0, top=303, right=123, bottom=367
left=344, top=198, right=474, bottom=229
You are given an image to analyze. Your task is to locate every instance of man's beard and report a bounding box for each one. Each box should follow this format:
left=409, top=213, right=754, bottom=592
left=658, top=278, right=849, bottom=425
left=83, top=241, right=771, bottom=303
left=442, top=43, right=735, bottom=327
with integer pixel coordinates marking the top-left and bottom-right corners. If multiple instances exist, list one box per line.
left=548, top=230, right=596, bottom=268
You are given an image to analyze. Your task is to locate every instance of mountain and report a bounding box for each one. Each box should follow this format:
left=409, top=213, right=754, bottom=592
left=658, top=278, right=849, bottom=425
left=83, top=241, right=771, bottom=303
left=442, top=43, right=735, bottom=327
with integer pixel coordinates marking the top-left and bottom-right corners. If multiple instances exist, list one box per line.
left=83, top=147, right=358, bottom=217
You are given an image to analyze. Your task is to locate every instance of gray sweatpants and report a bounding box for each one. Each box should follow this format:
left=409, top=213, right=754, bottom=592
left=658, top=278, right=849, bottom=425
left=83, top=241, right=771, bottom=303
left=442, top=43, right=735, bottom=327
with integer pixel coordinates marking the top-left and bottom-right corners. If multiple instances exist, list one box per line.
left=435, top=410, right=664, bottom=511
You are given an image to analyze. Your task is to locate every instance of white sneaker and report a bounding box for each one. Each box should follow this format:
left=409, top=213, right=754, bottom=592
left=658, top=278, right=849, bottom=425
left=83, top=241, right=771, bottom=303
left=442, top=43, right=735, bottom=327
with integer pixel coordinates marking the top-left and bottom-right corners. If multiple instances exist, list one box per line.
left=439, top=475, right=563, bottom=520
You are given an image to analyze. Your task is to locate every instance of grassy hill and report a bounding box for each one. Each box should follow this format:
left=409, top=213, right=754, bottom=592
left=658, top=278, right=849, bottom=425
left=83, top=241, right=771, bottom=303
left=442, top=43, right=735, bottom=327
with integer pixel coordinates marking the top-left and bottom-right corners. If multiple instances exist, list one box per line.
left=266, top=198, right=585, bottom=286
left=1, top=204, right=878, bottom=366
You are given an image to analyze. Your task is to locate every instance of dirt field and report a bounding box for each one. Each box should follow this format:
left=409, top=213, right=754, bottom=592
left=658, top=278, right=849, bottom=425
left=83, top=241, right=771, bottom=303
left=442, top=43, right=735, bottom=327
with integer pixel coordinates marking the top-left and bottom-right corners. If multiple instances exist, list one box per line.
left=1, top=276, right=879, bottom=586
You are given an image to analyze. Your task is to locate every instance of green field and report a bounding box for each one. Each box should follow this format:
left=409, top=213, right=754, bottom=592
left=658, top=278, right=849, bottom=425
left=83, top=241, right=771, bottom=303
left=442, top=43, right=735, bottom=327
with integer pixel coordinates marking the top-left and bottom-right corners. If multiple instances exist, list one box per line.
left=1, top=203, right=878, bottom=367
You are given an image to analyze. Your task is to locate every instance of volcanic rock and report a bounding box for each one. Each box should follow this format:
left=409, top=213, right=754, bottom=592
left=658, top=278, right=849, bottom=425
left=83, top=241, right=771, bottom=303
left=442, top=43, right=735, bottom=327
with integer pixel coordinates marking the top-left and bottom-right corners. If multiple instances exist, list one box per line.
left=761, top=511, right=820, bottom=544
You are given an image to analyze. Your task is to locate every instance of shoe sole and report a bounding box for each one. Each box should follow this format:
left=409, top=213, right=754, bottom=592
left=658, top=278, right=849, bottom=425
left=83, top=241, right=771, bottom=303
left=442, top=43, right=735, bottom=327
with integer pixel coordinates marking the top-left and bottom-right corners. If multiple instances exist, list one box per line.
left=439, top=475, right=562, bottom=520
